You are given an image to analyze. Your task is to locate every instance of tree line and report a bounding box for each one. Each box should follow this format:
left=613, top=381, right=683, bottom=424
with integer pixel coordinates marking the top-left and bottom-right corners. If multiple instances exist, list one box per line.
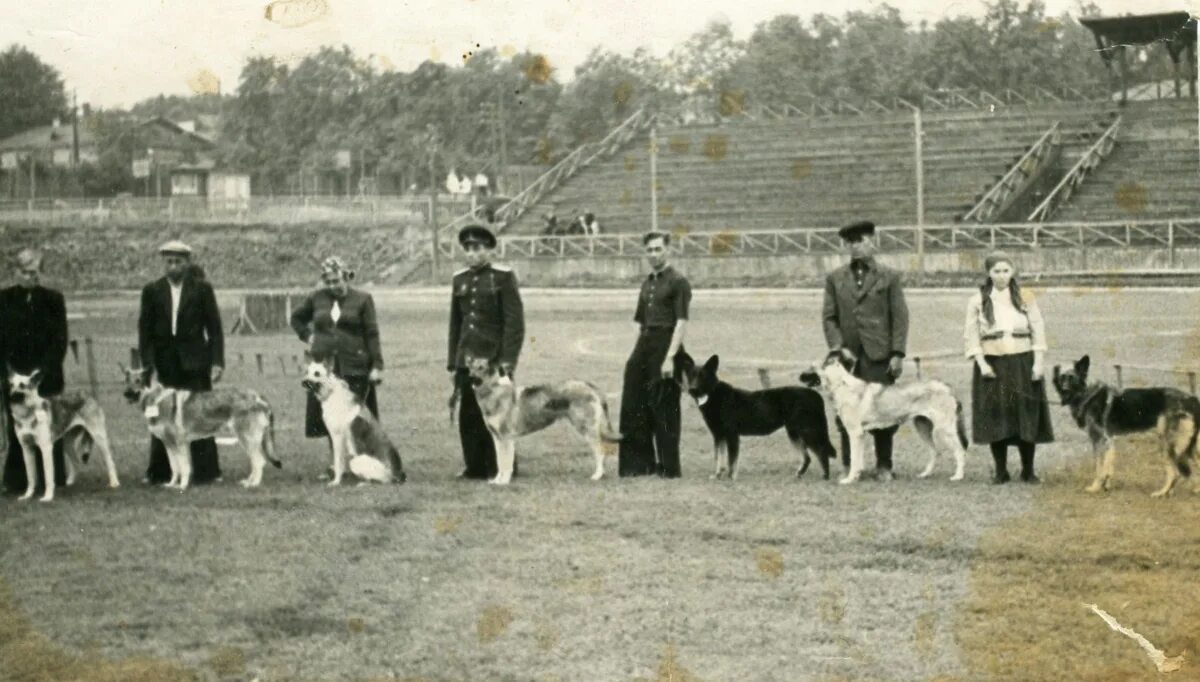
left=1, top=0, right=1169, bottom=198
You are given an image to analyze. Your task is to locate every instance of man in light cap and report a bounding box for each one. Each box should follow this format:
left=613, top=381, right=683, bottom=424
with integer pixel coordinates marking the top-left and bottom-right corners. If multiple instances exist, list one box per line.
left=821, top=220, right=909, bottom=480
left=0, top=248, right=69, bottom=494
left=447, top=224, right=525, bottom=480
left=137, top=240, right=225, bottom=484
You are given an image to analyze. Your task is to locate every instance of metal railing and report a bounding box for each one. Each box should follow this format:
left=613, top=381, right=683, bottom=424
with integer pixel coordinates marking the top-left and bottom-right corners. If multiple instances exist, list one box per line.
left=960, top=122, right=1061, bottom=223
left=0, top=195, right=474, bottom=227
left=1028, top=115, right=1122, bottom=222
left=429, top=218, right=1200, bottom=259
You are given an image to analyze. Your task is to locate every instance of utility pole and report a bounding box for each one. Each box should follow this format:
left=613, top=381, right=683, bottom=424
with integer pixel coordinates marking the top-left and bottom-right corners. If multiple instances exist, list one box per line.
left=497, top=86, right=507, bottom=195
left=71, top=90, right=80, bottom=167
left=649, top=124, right=659, bottom=233
left=426, top=126, right=441, bottom=277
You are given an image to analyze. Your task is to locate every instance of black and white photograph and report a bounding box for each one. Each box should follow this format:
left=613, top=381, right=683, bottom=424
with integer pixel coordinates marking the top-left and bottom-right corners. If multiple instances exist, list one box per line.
left=0, top=0, right=1198, bottom=679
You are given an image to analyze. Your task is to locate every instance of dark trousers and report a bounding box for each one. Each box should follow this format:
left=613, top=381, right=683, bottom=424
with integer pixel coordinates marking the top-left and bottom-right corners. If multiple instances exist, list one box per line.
left=145, top=351, right=221, bottom=484
left=455, top=369, right=518, bottom=480
left=835, top=349, right=898, bottom=471
left=618, top=329, right=682, bottom=478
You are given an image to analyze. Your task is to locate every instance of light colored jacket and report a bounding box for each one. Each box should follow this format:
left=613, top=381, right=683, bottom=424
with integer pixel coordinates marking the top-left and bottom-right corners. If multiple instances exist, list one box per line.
left=964, top=288, right=1047, bottom=358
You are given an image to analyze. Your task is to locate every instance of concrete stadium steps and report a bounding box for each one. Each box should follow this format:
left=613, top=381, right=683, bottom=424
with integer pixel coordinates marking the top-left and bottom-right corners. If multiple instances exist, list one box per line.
left=506, top=102, right=1118, bottom=234
left=1052, top=99, right=1200, bottom=222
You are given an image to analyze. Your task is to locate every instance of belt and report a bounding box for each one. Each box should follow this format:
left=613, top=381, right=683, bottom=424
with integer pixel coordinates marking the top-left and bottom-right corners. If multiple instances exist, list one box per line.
left=639, top=325, right=674, bottom=334
left=980, top=330, right=1032, bottom=341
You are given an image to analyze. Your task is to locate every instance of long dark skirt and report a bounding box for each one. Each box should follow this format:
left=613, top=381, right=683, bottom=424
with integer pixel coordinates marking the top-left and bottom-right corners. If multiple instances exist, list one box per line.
left=971, top=352, right=1054, bottom=445
left=305, top=375, right=379, bottom=437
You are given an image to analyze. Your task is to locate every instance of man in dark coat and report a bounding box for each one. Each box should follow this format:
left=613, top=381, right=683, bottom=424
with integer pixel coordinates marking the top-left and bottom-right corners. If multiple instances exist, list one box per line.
left=618, top=232, right=691, bottom=478
left=822, top=221, right=910, bottom=480
left=1, top=249, right=69, bottom=493
left=447, top=224, right=525, bottom=480
left=138, top=240, right=225, bottom=484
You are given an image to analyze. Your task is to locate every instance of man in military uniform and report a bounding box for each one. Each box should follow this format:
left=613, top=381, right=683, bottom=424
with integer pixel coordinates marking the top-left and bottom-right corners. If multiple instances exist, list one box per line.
left=447, top=224, right=526, bottom=480
left=821, top=220, right=909, bottom=480
left=618, top=231, right=691, bottom=478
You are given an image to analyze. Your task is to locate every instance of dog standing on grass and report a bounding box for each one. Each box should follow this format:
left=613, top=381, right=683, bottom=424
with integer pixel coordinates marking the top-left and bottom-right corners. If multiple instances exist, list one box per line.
left=1052, top=354, right=1200, bottom=497
left=677, top=351, right=837, bottom=480
left=301, top=357, right=406, bottom=485
left=800, top=356, right=967, bottom=484
left=465, top=355, right=621, bottom=485
left=121, top=366, right=280, bottom=490
left=7, top=368, right=119, bottom=502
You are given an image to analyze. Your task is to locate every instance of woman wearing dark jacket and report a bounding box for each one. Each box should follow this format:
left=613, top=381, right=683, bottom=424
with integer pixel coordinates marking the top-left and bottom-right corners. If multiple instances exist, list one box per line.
left=964, top=252, right=1054, bottom=484
left=291, top=257, right=384, bottom=442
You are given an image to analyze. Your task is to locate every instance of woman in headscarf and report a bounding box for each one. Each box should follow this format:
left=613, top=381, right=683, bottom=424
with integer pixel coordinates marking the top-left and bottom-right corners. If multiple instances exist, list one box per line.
left=963, top=252, right=1054, bottom=484
left=290, top=257, right=384, bottom=452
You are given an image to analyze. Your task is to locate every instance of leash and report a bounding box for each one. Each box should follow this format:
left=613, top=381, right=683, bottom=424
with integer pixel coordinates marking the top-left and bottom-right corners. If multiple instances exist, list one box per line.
left=448, top=384, right=461, bottom=425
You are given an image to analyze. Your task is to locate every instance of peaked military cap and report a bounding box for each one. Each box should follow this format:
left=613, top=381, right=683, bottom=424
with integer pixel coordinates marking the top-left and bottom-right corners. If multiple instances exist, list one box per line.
left=458, top=224, right=496, bottom=249
left=837, top=221, right=876, bottom=241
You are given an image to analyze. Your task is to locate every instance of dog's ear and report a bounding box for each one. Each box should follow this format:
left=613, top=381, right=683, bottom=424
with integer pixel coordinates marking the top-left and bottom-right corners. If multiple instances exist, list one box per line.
left=27, top=369, right=41, bottom=387
left=118, top=362, right=128, bottom=376
left=1076, top=355, right=1090, bottom=378
left=703, top=355, right=719, bottom=374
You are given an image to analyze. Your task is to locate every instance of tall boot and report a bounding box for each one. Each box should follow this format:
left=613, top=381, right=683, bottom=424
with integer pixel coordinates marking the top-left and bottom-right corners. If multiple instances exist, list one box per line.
left=990, top=442, right=1010, bottom=484
left=1018, top=441, right=1039, bottom=483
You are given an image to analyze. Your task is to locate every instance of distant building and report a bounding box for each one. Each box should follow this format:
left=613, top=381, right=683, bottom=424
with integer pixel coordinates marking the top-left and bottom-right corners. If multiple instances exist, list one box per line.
left=0, top=118, right=98, bottom=170
left=170, top=159, right=251, bottom=207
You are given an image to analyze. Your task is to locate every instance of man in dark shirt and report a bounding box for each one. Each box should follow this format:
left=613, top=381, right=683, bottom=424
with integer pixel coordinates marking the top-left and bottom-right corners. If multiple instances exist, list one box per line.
left=618, top=232, right=691, bottom=478
left=821, top=220, right=909, bottom=480
left=1, top=249, right=68, bottom=494
left=447, top=224, right=526, bottom=480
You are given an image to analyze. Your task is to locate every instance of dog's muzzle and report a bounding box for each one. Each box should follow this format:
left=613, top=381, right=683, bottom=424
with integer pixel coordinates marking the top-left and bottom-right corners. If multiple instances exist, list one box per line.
left=8, top=390, right=26, bottom=404
left=122, top=388, right=142, bottom=404
left=798, top=370, right=821, bottom=388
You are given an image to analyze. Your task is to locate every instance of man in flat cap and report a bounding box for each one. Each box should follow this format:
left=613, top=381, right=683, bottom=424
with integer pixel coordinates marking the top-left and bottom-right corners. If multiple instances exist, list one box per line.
left=138, top=240, right=224, bottom=484
left=822, top=220, right=909, bottom=480
left=447, top=224, right=525, bottom=480
left=618, top=231, right=691, bottom=478
left=0, top=248, right=69, bottom=495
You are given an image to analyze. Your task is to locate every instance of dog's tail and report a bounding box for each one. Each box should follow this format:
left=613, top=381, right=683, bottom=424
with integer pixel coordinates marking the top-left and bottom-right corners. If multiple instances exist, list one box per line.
left=263, top=409, right=283, bottom=469
left=66, top=428, right=94, bottom=463
left=956, top=400, right=969, bottom=449
left=386, top=444, right=407, bottom=484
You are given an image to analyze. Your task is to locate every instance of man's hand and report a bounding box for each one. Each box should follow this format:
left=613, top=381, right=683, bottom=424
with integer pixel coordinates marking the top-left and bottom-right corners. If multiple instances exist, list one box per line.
left=660, top=358, right=675, bottom=379
left=368, top=368, right=383, bottom=385
left=1031, top=360, right=1044, bottom=382
left=449, top=371, right=457, bottom=386
left=210, top=366, right=223, bottom=384
left=499, top=362, right=515, bottom=377
left=887, top=355, right=904, bottom=379
left=838, top=347, right=857, bottom=365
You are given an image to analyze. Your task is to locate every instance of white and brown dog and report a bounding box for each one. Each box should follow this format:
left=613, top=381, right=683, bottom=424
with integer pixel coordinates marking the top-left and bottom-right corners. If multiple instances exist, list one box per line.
left=800, top=356, right=967, bottom=484
left=301, top=358, right=405, bottom=485
left=121, top=366, right=281, bottom=490
left=7, top=368, right=120, bottom=502
left=465, top=356, right=622, bottom=485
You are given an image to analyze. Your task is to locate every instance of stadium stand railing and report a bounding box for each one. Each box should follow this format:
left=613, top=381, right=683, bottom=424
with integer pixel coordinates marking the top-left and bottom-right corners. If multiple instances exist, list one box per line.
left=960, top=122, right=1062, bottom=223
left=1028, top=115, right=1122, bottom=222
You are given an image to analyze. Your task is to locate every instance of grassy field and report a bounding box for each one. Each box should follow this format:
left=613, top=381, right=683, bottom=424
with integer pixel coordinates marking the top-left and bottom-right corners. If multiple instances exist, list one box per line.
left=3, top=286, right=1200, bottom=681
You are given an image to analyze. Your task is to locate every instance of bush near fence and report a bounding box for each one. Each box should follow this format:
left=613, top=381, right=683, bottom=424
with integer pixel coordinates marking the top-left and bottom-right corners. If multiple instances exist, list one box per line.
left=0, top=222, right=426, bottom=290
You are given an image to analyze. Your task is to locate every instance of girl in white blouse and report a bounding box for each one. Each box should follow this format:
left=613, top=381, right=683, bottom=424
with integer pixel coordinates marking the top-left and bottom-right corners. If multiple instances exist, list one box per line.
left=964, top=252, right=1054, bottom=484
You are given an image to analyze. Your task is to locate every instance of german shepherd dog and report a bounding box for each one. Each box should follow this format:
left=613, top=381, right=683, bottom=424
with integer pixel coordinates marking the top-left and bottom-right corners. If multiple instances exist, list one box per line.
left=1052, top=354, right=1200, bottom=497
left=800, top=355, right=967, bottom=484
left=7, top=368, right=120, bottom=502
left=121, top=366, right=281, bottom=490
left=464, top=355, right=622, bottom=485
left=301, top=358, right=406, bottom=485
left=676, top=351, right=837, bottom=480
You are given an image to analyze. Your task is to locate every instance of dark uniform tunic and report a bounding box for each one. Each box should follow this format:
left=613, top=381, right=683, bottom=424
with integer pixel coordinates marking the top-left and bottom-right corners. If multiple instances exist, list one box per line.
left=619, top=265, right=691, bottom=478
left=0, top=285, right=68, bottom=492
left=447, top=262, right=525, bottom=479
left=822, top=257, right=909, bottom=471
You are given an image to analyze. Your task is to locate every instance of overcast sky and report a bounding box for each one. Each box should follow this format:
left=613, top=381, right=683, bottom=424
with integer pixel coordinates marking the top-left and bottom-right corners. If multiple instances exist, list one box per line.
left=2, top=0, right=1195, bottom=109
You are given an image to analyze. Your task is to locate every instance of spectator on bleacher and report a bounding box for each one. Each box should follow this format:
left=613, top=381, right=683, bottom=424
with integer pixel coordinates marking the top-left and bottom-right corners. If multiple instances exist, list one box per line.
left=474, top=172, right=490, bottom=197
left=964, top=252, right=1053, bottom=484
left=445, top=169, right=461, bottom=195
left=138, top=241, right=224, bottom=485
left=0, top=249, right=69, bottom=495
left=619, top=231, right=691, bottom=478
left=822, top=220, right=908, bottom=481
left=583, top=211, right=601, bottom=235
left=542, top=208, right=560, bottom=235
left=291, top=257, right=384, bottom=467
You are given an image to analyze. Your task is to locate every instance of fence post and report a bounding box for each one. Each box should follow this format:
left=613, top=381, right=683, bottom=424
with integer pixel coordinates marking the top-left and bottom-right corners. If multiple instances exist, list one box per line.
left=914, top=356, right=922, bottom=380
left=1168, top=220, right=1176, bottom=268
left=757, top=368, right=772, bottom=389
left=255, top=354, right=264, bottom=374
left=1114, top=364, right=1123, bottom=389
left=84, top=338, right=99, bottom=399
left=1189, top=371, right=1196, bottom=395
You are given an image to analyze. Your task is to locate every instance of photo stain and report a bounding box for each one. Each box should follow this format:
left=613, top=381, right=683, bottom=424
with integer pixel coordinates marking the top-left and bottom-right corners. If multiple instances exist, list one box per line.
left=668, top=136, right=691, bottom=154
left=703, top=135, right=728, bottom=161
left=186, top=69, right=220, bottom=95
left=462, top=43, right=482, bottom=64
left=819, top=581, right=846, bottom=625
left=263, top=0, right=328, bottom=28
left=613, top=81, right=634, bottom=108
left=620, top=189, right=633, bottom=205
left=347, top=617, right=366, bottom=634
left=524, top=54, right=553, bottom=84
left=624, top=155, right=638, bottom=172
left=718, top=90, right=745, bottom=117
left=658, top=204, right=675, bottom=218
left=1114, top=181, right=1148, bottom=214
left=434, top=516, right=461, bottom=535
left=710, top=230, right=737, bottom=256
left=754, top=547, right=784, bottom=578
left=536, top=137, right=554, bottom=165
left=792, top=159, right=812, bottom=180
left=536, top=622, right=560, bottom=651
left=477, top=605, right=514, bottom=643
left=914, top=611, right=938, bottom=660
left=634, top=644, right=705, bottom=682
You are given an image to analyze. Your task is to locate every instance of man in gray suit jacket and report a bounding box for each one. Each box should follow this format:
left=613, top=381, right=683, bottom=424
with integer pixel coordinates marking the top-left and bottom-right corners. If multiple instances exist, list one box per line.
left=822, top=220, right=909, bottom=480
